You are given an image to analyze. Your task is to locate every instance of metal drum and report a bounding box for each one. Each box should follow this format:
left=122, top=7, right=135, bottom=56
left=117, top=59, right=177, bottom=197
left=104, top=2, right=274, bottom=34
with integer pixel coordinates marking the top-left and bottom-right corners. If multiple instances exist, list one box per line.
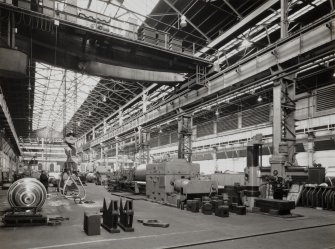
left=8, top=178, right=47, bottom=208
left=134, top=164, right=147, bottom=182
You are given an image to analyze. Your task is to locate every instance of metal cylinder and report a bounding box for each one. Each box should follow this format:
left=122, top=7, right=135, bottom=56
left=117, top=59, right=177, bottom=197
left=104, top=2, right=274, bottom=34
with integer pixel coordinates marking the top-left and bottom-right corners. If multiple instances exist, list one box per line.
left=8, top=178, right=47, bottom=208
left=173, top=179, right=190, bottom=193
left=134, top=164, right=146, bottom=181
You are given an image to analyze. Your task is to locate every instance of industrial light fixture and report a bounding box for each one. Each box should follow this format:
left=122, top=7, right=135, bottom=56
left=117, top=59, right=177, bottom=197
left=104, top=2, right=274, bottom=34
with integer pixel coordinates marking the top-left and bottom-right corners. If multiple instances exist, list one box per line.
left=77, top=121, right=81, bottom=126
left=102, top=95, right=107, bottom=102
left=158, top=126, right=163, bottom=133
left=88, top=111, right=92, bottom=116
left=215, top=109, right=219, bottom=117
left=180, top=15, right=187, bottom=28
left=257, top=95, right=263, bottom=102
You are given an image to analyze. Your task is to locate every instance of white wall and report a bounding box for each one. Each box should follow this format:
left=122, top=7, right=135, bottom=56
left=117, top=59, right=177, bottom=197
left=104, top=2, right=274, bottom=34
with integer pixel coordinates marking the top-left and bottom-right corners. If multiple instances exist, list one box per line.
left=194, top=152, right=335, bottom=175
left=314, top=150, right=335, bottom=169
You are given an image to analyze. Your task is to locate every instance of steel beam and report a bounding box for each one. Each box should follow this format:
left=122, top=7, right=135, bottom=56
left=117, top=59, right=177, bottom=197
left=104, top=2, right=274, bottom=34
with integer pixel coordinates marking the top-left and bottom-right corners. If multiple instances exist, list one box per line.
left=83, top=16, right=335, bottom=148
left=223, top=0, right=242, bottom=19
left=79, top=61, right=185, bottom=83
left=195, top=0, right=278, bottom=57
left=80, top=84, right=157, bottom=144
left=162, top=0, right=211, bottom=42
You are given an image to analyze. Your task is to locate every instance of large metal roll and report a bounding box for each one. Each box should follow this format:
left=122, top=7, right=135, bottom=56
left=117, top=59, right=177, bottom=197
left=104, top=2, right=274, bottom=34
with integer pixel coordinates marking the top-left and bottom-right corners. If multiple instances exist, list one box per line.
left=134, top=164, right=147, bottom=181
left=173, top=179, right=190, bottom=193
left=8, top=178, right=47, bottom=208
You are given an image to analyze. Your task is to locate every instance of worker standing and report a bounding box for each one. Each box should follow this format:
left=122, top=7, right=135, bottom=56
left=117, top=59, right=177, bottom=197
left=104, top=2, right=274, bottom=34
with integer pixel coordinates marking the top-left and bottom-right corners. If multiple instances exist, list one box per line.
left=40, top=170, right=49, bottom=193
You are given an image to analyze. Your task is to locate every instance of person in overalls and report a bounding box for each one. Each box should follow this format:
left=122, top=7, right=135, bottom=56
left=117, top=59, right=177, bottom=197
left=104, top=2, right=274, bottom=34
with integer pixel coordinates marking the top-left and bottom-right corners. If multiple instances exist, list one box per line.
left=40, top=170, right=49, bottom=193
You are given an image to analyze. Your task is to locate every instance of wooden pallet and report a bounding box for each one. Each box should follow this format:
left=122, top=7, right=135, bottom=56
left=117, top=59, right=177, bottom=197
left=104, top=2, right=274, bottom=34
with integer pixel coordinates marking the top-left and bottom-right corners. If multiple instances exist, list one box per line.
left=3, top=213, right=47, bottom=226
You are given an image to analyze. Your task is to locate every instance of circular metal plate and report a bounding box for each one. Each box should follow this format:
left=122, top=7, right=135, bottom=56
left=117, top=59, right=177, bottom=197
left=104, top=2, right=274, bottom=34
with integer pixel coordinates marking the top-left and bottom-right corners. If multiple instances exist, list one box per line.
left=8, top=178, right=47, bottom=208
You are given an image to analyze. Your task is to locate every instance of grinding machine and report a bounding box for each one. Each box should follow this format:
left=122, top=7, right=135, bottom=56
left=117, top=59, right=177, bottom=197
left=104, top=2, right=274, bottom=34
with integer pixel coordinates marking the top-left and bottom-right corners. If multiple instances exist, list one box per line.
left=135, top=159, right=217, bottom=206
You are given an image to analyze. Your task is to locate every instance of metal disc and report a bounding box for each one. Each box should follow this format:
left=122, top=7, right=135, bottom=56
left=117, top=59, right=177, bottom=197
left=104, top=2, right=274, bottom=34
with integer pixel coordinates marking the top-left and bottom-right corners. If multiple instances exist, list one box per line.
left=8, top=178, right=47, bottom=208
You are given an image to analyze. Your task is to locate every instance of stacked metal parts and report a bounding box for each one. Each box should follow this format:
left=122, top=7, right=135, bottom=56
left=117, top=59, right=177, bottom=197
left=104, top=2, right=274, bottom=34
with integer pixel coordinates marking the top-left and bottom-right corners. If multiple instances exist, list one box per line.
left=298, top=185, right=335, bottom=211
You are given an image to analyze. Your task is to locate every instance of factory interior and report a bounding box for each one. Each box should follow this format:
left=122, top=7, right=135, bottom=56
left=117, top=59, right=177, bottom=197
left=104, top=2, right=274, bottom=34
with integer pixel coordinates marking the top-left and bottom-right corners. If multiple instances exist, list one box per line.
left=0, top=0, right=335, bottom=248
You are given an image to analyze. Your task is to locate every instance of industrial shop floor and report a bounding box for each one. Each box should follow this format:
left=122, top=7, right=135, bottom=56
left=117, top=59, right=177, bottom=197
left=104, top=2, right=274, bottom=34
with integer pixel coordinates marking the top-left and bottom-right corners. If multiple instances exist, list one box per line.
left=0, top=184, right=335, bottom=249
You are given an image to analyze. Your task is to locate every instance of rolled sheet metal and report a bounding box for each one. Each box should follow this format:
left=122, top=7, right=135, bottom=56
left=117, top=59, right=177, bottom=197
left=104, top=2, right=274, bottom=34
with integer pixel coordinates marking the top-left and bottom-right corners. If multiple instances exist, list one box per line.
left=8, top=178, right=47, bottom=208
left=134, top=164, right=147, bottom=182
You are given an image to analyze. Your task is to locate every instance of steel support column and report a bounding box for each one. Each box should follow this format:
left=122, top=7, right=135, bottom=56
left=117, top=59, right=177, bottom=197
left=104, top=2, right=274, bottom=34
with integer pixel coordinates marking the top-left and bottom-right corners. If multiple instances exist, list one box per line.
left=330, top=0, right=335, bottom=11
left=280, top=0, right=289, bottom=39
left=306, top=132, right=315, bottom=167
left=196, top=64, right=207, bottom=87
left=142, top=92, right=147, bottom=113
left=270, top=67, right=296, bottom=178
left=103, top=119, right=107, bottom=134
left=177, top=114, right=192, bottom=162
left=7, top=12, right=15, bottom=49
left=119, top=109, right=123, bottom=126
left=115, top=137, right=119, bottom=171
left=137, top=127, right=150, bottom=164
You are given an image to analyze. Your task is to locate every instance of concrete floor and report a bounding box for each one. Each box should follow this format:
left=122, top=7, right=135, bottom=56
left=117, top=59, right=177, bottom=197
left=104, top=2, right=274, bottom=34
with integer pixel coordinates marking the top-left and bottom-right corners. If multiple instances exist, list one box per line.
left=0, top=183, right=335, bottom=249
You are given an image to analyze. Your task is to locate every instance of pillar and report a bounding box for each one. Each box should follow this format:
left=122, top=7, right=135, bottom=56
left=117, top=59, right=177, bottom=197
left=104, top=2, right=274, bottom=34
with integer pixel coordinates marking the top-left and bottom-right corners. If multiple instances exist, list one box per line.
left=213, top=120, right=217, bottom=134
left=103, top=119, right=107, bottom=134
left=270, top=75, right=296, bottom=178
left=272, top=83, right=282, bottom=157
left=178, top=114, right=192, bottom=162
left=213, top=147, right=218, bottom=172
left=280, top=0, right=288, bottom=39
left=119, top=109, right=123, bottom=126
left=41, top=138, right=44, bottom=169
left=142, top=92, right=147, bottom=113
left=115, top=137, right=119, bottom=170
left=138, top=127, right=150, bottom=164
left=92, top=128, right=95, bottom=140
left=238, top=112, right=242, bottom=128
left=307, top=132, right=315, bottom=167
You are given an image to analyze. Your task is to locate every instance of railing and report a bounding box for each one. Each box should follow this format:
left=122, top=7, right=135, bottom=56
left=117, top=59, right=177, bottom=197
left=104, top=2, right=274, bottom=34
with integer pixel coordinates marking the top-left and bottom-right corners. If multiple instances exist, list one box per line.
left=1, top=0, right=210, bottom=58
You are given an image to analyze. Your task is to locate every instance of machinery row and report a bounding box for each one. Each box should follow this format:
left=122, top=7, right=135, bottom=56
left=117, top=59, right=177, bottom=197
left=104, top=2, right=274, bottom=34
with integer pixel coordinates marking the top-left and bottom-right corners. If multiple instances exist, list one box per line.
left=0, top=130, right=332, bottom=228
left=107, top=133, right=330, bottom=214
